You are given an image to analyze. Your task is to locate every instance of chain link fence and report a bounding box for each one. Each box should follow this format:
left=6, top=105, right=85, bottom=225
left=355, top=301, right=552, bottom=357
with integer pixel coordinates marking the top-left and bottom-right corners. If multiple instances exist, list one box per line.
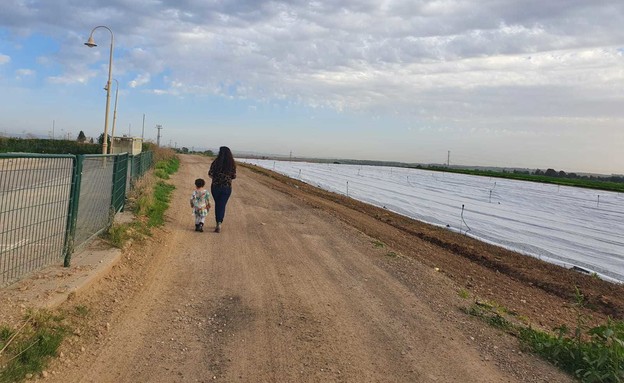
left=0, top=152, right=154, bottom=286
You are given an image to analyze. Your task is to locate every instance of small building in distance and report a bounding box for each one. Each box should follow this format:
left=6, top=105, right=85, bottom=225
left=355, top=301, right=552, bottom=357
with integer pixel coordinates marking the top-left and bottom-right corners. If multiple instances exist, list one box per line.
left=112, top=136, right=142, bottom=155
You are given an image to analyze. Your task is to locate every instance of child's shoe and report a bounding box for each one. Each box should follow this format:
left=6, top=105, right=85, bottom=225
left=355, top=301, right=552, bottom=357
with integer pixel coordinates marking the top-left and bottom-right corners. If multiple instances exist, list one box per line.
left=198, top=222, right=204, bottom=232
left=195, top=224, right=199, bottom=232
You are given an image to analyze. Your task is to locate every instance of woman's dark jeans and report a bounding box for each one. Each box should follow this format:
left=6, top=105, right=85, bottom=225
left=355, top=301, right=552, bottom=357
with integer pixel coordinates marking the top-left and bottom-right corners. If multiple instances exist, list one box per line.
left=211, top=185, right=232, bottom=223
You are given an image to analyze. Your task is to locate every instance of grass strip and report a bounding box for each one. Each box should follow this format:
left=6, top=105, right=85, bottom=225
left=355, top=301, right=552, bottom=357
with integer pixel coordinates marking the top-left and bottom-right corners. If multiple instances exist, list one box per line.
left=0, top=311, right=66, bottom=383
left=154, top=157, right=180, bottom=180
left=104, top=152, right=179, bottom=247
left=147, top=182, right=176, bottom=227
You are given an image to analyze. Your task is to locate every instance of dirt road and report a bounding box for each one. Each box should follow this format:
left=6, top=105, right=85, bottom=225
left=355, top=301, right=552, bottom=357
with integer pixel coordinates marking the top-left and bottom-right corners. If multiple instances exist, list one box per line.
left=43, top=154, right=574, bottom=382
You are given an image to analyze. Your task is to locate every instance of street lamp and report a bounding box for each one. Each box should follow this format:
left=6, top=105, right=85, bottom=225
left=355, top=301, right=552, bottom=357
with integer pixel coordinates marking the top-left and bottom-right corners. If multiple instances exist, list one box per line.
left=110, top=78, right=119, bottom=154
left=84, top=25, right=114, bottom=155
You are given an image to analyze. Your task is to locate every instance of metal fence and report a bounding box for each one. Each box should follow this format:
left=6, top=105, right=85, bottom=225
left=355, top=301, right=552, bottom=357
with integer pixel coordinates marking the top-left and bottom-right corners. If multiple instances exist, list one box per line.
left=74, top=155, right=115, bottom=250
left=0, top=152, right=154, bottom=286
left=130, top=151, right=153, bottom=184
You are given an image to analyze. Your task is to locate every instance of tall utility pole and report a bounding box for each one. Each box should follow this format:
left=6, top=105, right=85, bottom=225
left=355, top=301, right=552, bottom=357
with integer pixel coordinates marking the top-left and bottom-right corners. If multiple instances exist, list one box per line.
left=141, top=114, right=145, bottom=140
left=447, top=150, right=450, bottom=167
left=155, top=124, right=163, bottom=146
left=52, top=120, right=55, bottom=139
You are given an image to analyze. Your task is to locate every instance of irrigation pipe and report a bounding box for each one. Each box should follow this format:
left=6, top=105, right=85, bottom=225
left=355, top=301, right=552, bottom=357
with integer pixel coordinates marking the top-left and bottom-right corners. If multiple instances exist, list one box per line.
left=460, top=204, right=471, bottom=235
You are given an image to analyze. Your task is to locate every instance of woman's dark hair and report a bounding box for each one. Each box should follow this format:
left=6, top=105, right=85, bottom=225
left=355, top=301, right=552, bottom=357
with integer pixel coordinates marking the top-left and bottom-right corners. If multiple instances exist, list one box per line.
left=213, top=146, right=236, bottom=173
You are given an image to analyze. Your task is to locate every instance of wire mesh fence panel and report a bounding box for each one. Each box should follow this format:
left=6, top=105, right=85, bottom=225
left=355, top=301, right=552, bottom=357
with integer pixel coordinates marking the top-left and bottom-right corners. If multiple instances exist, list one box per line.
left=112, top=153, right=128, bottom=213
left=129, top=151, right=153, bottom=183
left=143, top=151, right=153, bottom=176
left=138, top=151, right=153, bottom=179
left=1, top=151, right=155, bottom=286
left=74, top=155, right=114, bottom=249
left=131, top=153, right=141, bottom=182
left=0, top=155, right=74, bottom=286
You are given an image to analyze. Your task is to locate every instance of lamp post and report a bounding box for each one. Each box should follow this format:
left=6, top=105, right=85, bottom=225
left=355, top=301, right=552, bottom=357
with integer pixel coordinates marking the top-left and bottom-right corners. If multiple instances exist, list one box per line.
left=84, top=25, right=114, bottom=155
left=110, top=78, right=119, bottom=154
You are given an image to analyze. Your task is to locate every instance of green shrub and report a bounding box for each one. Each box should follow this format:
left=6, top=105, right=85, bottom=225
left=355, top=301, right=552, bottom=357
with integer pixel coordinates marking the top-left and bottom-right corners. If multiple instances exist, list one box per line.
left=107, top=224, right=129, bottom=248
left=0, top=137, right=100, bottom=154
left=154, top=168, right=169, bottom=179
left=520, top=320, right=624, bottom=382
left=465, top=289, right=624, bottom=382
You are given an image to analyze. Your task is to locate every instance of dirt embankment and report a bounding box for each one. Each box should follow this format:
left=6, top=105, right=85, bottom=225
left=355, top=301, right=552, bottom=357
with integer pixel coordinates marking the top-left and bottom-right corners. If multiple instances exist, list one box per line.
left=242, top=162, right=624, bottom=330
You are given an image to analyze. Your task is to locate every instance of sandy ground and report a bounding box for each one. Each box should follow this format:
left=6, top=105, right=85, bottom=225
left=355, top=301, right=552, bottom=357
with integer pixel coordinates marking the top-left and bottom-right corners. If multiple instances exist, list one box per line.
left=9, top=154, right=593, bottom=382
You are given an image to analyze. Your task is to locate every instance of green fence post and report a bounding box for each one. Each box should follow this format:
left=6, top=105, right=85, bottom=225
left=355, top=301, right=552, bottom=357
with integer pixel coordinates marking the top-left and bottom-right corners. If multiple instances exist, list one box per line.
left=120, top=152, right=128, bottom=211
left=111, top=154, right=118, bottom=212
left=127, top=154, right=134, bottom=189
left=63, top=155, right=83, bottom=267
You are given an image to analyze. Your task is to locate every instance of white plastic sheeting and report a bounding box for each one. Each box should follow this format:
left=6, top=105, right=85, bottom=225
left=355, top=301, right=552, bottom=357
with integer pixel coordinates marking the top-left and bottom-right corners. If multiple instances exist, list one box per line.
left=241, top=159, right=624, bottom=283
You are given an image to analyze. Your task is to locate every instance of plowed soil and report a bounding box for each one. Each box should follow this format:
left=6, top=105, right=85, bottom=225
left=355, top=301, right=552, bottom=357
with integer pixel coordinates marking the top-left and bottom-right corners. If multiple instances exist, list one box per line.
left=23, top=154, right=624, bottom=382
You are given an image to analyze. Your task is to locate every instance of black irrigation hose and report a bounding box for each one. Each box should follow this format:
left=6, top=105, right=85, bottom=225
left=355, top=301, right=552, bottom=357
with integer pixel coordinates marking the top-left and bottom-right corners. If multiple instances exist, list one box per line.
left=460, top=204, right=471, bottom=234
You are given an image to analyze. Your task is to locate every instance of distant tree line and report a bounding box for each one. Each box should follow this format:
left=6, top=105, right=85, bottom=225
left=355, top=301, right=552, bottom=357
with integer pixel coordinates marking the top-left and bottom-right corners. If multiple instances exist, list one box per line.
left=0, top=137, right=101, bottom=155
left=175, top=147, right=214, bottom=156
left=415, top=164, right=624, bottom=192
left=532, top=168, right=624, bottom=183
left=417, top=164, right=623, bottom=184
left=0, top=133, right=160, bottom=155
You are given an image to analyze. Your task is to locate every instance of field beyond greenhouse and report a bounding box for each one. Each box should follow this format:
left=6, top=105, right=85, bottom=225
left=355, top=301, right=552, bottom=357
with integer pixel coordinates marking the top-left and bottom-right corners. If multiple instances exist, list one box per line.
left=241, top=159, right=624, bottom=283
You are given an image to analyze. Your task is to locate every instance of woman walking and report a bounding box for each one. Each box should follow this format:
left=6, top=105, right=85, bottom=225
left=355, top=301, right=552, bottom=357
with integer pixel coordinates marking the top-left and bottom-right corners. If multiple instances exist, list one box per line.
left=208, top=146, right=236, bottom=233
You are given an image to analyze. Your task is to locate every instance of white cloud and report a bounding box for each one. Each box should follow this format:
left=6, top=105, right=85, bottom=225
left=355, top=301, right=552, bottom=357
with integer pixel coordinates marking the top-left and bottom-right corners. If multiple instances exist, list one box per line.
left=47, top=71, right=92, bottom=85
left=15, top=68, right=34, bottom=79
left=129, top=73, right=150, bottom=88
left=1, top=0, right=624, bottom=172
left=150, top=89, right=169, bottom=95
left=3, top=1, right=623, bottom=112
left=0, top=54, right=10, bottom=64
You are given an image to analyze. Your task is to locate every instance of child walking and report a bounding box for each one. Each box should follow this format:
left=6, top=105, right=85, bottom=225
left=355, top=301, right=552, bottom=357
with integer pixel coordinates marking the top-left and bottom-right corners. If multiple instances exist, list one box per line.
left=190, top=178, right=211, bottom=232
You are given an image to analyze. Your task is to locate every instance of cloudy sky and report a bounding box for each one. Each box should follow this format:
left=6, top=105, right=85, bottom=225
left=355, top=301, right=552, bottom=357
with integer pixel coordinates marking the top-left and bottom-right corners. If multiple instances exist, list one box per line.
left=0, top=1, right=623, bottom=174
